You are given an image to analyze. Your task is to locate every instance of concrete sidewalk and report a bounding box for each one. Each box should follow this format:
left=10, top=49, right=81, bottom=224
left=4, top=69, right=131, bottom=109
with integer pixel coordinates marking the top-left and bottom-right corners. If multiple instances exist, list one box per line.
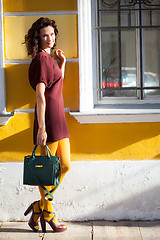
left=1, top=221, right=160, bottom=239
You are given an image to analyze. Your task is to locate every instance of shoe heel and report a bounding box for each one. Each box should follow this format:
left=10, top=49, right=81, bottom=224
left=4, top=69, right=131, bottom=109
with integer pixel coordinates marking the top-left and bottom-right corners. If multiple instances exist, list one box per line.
left=40, top=213, right=46, bottom=233
left=24, top=203, right=33, bottom=216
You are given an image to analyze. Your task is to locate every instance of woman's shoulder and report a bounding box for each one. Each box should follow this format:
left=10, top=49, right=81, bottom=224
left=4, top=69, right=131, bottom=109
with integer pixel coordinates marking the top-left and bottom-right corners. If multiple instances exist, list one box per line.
left=33, top=51, right=55, bottom=63
left=31, top=51, right=51, bottom=63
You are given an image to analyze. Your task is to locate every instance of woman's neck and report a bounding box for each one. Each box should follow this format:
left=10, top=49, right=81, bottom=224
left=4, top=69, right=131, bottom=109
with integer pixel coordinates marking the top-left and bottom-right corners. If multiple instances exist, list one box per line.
left=40, top=48, right=51, bottom=55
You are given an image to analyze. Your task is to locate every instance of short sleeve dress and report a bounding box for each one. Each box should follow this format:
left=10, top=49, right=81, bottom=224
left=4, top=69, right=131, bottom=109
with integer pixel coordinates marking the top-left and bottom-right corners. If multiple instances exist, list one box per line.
left=29, top=51, right=70, bottom=144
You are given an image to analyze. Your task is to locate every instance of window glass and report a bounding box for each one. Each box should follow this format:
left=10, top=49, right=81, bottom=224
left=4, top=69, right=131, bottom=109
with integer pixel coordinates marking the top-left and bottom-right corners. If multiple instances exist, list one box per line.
left=100, top=12, right=118, bottom=27
left=121, top=30, right=137, bottom=97
left=101, top=30, right=119, bottom=97
left=143, top=29, right=160, bottom=98
left=121, top=11, right=136, bottom=27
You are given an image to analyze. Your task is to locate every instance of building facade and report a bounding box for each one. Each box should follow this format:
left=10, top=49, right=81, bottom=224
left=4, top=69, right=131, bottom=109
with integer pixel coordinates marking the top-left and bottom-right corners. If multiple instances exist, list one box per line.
left=0, top=0, right=160, bottom=221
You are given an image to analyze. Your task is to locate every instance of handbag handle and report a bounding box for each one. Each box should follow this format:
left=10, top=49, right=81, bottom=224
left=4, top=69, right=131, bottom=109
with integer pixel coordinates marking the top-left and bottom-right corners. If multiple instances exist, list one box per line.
left=32, top=144, right=52, bottom=159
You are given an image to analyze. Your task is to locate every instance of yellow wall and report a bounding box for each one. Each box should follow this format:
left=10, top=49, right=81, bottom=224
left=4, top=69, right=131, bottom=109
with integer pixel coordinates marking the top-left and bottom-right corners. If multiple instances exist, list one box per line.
left=5, top=62, right=79, bottom=112
left=3, top=0, right=77, bottom=12
left=4, top=15, right=78, bottom=60
left=1, top=0, right=160, bottom=162
left=1, top=112, right=160, bottom=162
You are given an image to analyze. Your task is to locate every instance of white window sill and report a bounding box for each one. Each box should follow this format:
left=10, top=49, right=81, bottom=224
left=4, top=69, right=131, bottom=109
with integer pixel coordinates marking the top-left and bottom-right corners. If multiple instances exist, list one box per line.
left=70, top=106, right=160, bottom=123
left=0, top=108, right=70, bottom=126
left=0, top=112, right=14, bottom=125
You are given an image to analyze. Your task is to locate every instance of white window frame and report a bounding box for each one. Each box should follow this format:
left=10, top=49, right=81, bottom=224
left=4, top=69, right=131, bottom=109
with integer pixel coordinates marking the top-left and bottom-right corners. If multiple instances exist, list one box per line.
left=70, top=0, right=160, bottom=123
left=0, top=0, right=6, bottom=114
left=77, top=0, right=94, bottom=112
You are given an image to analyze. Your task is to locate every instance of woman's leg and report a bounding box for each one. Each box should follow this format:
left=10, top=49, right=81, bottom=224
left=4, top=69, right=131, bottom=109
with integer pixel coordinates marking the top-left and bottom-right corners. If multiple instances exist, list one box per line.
left=38, top=141, right=58, bottom=221
left=56, top=138, right=71, bottom=186
left=38, top=138, right=71, bottom=222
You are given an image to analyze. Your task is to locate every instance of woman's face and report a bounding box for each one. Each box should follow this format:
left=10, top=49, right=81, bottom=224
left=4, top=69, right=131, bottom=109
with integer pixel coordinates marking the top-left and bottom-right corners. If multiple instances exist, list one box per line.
left=39, top=25, right=55, bottom=51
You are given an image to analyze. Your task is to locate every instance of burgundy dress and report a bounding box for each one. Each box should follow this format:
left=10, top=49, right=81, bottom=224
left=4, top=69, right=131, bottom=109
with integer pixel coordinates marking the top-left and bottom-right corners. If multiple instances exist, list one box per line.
left=29, top=51, right=70, bottom=144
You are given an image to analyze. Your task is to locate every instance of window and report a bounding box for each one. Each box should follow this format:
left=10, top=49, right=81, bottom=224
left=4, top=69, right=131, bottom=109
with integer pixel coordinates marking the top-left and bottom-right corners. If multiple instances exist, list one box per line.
left=93, top=0, right=160, bottom=104
left=71, top=0, right=160, bottom=123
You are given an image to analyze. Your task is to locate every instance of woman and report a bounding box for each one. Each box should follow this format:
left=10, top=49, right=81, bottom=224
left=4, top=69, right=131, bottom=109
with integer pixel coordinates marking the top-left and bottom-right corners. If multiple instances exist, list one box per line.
left=23, top=17, right=71, bottom=233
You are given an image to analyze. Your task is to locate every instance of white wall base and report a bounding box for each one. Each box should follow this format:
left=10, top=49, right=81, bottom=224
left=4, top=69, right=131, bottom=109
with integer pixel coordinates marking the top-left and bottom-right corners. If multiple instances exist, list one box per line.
left=0, top=161, right=160, bottom=221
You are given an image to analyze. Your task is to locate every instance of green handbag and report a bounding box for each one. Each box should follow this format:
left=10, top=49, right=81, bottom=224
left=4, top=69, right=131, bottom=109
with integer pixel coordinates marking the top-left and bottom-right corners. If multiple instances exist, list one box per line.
left=23, top=144, right=61, bottom=201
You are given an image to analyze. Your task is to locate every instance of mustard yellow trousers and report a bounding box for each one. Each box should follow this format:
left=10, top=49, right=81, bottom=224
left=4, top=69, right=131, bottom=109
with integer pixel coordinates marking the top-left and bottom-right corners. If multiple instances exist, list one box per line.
left=38, top=138, right=71, bottom=219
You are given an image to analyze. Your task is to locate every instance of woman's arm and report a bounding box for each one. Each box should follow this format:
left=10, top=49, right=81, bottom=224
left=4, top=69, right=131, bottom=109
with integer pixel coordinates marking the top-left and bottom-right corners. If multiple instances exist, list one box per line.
left=55, top=49, right=66, bottom=78
left=36, top=82, right=47, bottom=146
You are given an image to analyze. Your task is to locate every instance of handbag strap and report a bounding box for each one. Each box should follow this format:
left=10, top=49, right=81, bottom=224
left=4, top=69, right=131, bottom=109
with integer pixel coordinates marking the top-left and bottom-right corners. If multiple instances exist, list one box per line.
left=44, top=185, right=59, bottom=201
left=26, top=160, right=58, bottom=201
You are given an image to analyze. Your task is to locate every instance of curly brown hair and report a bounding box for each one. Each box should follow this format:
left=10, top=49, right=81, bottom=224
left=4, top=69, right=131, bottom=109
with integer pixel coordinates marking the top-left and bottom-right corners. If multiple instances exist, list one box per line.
left=24, top=17, right=58, bottom=58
